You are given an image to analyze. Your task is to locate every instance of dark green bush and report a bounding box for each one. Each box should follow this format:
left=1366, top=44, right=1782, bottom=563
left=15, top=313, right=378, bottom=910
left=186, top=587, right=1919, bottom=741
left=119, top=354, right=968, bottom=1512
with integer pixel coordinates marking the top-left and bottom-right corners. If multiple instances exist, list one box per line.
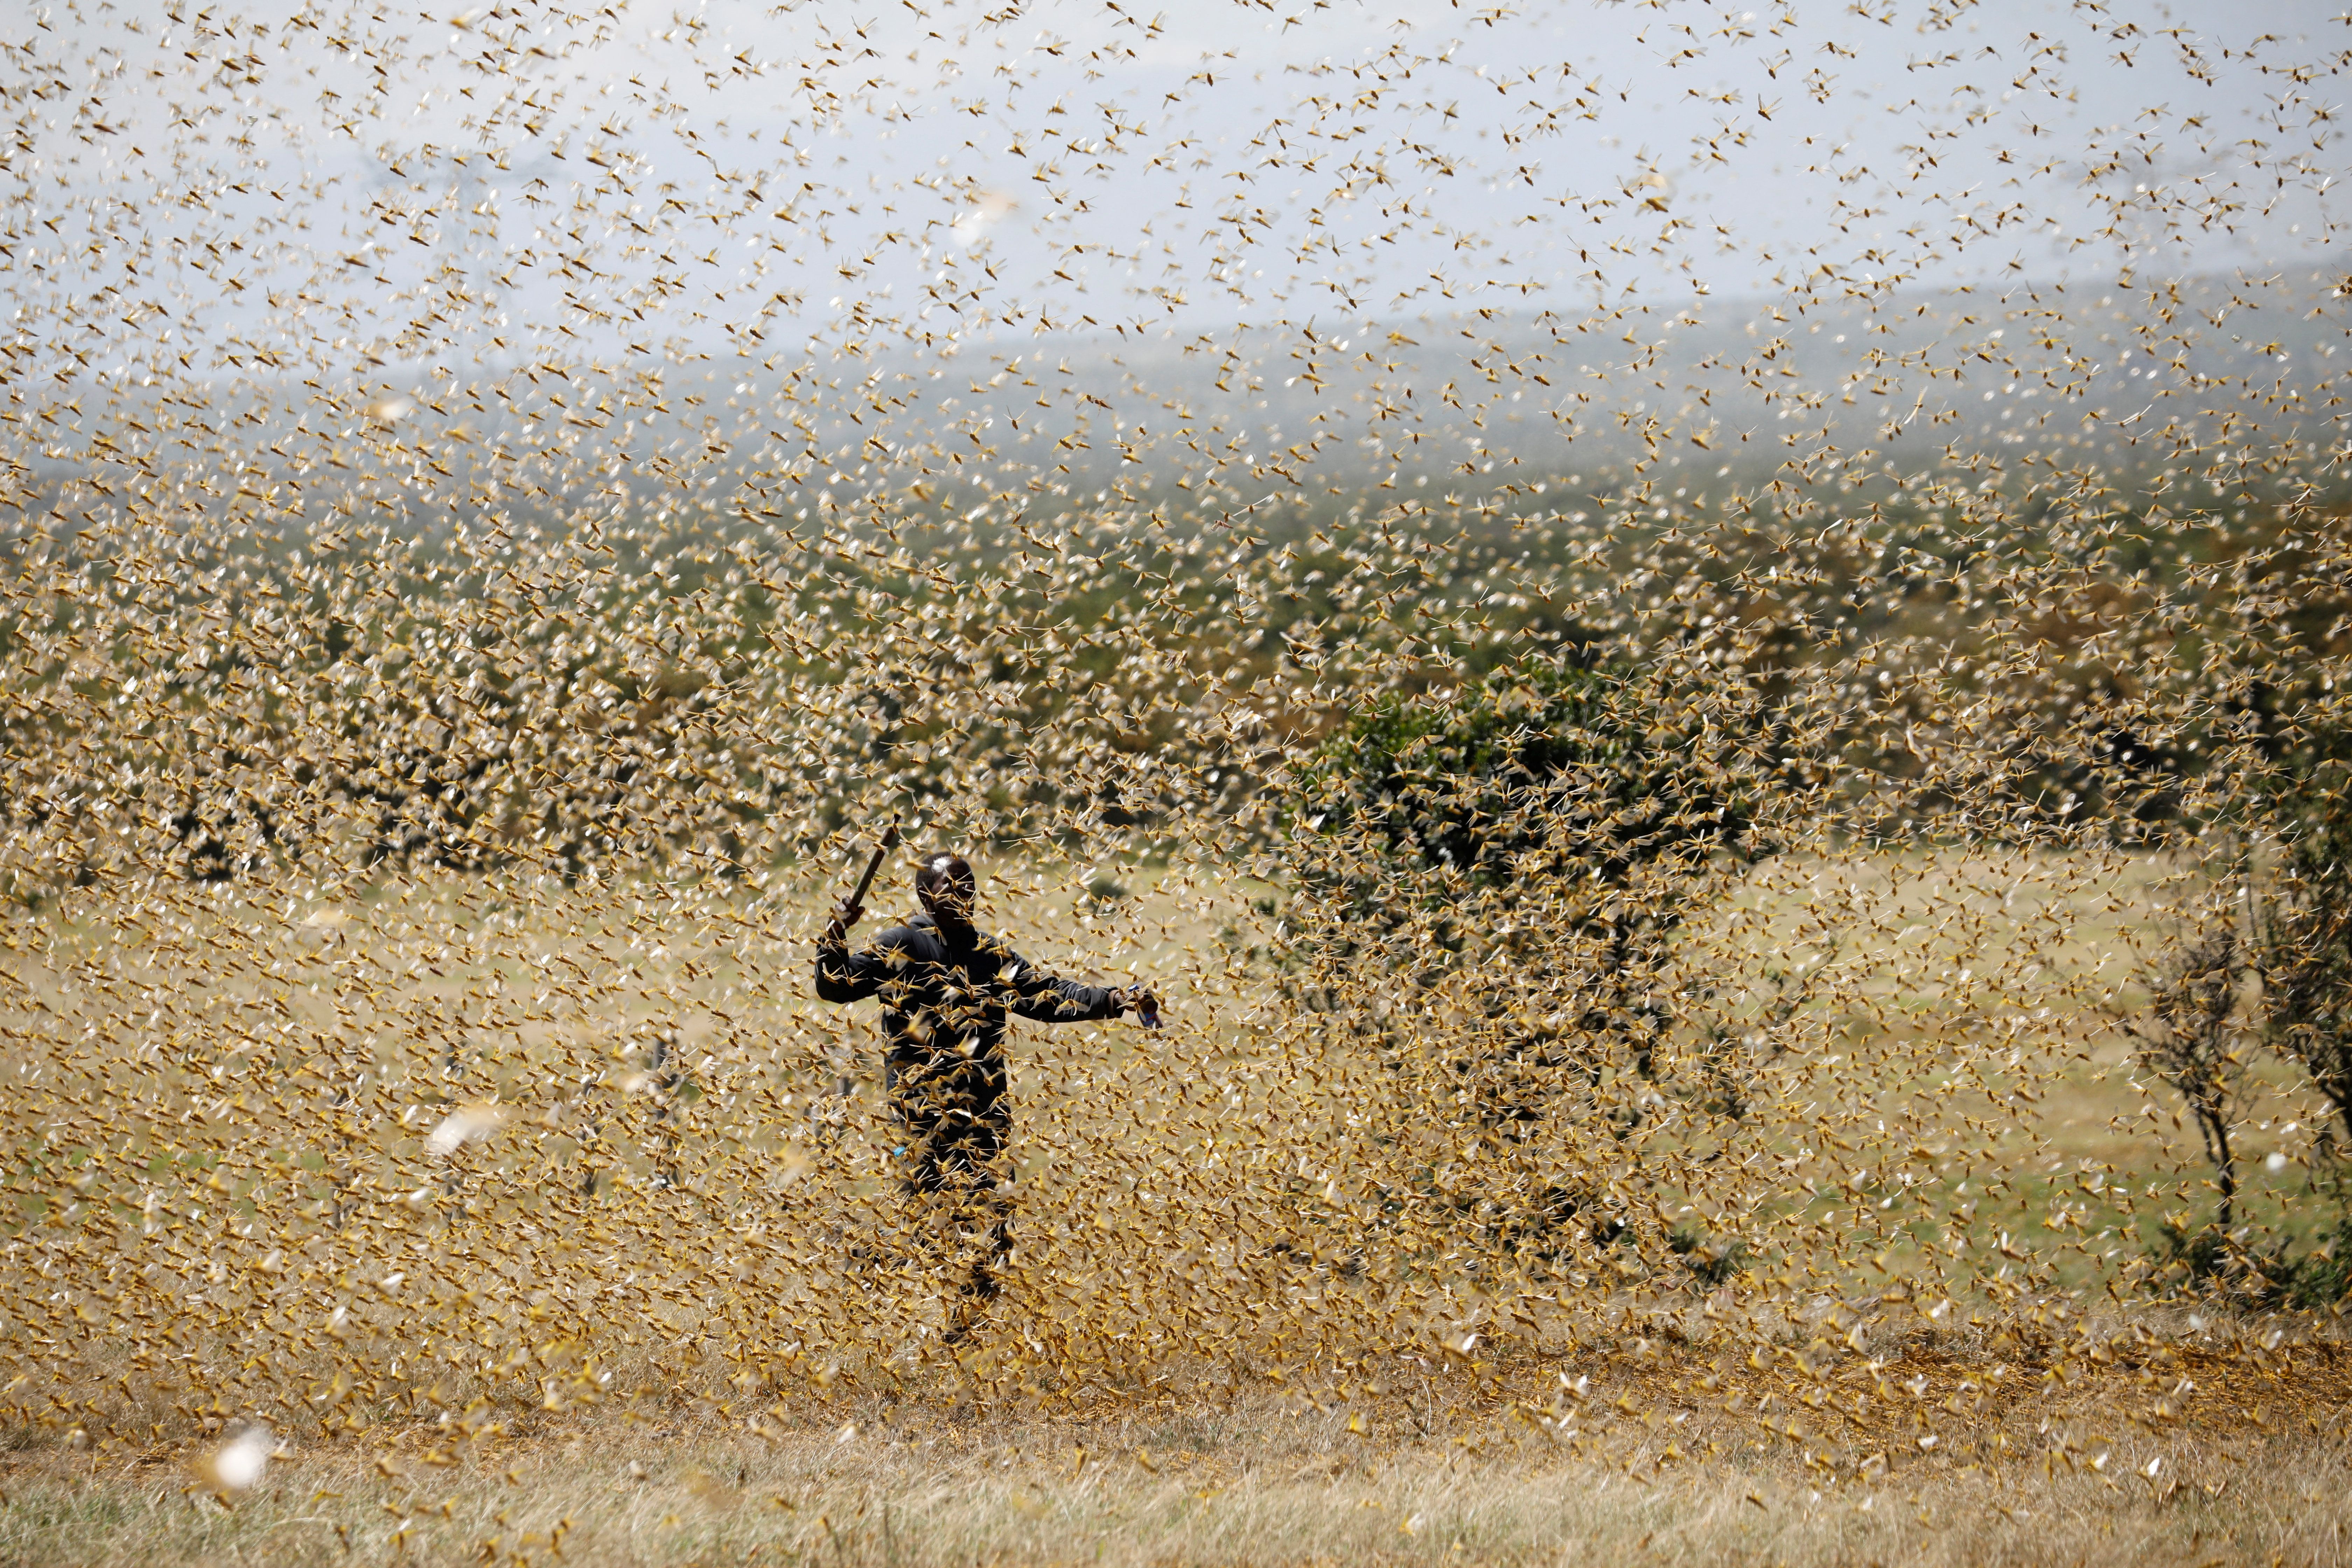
left=1284, top=654, right=1784, bottom=952
left=1274, top=654, right=1799, bottom=1272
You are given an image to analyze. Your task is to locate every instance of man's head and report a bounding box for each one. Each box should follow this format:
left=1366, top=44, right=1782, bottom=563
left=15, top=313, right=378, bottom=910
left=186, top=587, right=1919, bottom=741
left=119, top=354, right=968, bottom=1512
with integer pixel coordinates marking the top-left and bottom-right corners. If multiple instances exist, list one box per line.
left=915, top=850, right=977, bottom=925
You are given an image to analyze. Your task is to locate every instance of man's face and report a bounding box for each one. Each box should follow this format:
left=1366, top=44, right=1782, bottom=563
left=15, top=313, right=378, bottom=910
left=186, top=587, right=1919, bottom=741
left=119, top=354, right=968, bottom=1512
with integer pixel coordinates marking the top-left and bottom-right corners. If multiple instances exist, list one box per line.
left=919, top=855, right=978, bottom=922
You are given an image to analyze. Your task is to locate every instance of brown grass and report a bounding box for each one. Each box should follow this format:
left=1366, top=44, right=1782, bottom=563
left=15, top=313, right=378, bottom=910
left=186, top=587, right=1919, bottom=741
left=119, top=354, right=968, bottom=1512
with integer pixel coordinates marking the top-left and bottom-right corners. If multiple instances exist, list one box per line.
left=6, top=1342, right=2350, bottom=1567
left=8, top=850, right=2350, bottom=1563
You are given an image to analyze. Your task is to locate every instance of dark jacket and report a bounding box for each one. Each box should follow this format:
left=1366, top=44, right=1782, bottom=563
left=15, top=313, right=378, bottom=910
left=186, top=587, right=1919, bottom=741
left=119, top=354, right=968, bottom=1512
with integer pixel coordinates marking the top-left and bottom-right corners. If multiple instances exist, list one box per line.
left=814, top=913, right=1125, bottom=1106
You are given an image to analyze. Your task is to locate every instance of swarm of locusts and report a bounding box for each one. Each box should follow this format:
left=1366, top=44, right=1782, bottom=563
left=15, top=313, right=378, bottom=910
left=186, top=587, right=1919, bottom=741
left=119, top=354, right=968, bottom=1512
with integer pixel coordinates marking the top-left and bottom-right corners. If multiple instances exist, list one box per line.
left=0, top=0, right=2347, bottom=1496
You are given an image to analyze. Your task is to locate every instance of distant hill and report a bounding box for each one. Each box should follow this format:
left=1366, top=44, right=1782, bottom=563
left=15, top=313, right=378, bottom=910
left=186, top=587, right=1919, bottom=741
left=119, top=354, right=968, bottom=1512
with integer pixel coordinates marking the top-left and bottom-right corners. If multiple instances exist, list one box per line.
left=10, top=257, right=2344, bottom=537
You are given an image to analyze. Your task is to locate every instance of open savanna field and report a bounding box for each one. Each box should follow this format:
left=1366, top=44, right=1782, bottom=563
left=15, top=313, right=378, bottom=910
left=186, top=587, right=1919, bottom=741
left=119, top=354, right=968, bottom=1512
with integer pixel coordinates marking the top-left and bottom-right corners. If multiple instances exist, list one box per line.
left=7, top=2, right=2350, bottom=1561
left=4, top=850, right=2349, bottom=1566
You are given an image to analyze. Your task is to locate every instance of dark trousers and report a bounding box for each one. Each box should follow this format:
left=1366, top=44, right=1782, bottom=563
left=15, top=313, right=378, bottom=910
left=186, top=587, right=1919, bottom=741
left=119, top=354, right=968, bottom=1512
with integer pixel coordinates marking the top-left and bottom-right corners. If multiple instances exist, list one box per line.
left=888, top=1049, right=1013, bottom=1303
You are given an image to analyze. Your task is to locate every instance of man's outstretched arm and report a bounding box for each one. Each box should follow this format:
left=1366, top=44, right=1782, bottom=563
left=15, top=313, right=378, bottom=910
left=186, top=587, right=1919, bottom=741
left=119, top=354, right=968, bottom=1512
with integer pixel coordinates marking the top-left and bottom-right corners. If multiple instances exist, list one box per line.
left=1001, top=948, right=1154, bottom=1023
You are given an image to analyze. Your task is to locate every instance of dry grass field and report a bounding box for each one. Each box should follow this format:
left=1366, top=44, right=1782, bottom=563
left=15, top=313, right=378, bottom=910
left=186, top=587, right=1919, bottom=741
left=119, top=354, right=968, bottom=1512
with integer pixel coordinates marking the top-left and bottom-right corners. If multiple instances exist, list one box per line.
left=5, top=1342, right=2351, bottom=1566
left=4, top=849, right=2348, bottom=1564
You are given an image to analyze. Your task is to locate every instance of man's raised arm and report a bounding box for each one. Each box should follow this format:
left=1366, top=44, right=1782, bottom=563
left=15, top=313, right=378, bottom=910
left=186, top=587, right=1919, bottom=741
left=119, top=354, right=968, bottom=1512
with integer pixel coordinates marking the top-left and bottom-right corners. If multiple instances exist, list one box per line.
left=814, top=898, right=889, bottom=1003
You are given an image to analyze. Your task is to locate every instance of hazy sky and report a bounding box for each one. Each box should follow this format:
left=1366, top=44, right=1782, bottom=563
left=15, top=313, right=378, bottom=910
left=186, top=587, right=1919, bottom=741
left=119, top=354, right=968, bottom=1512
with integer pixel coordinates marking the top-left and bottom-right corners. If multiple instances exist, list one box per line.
left=5, top=0, right=2344, bottom=384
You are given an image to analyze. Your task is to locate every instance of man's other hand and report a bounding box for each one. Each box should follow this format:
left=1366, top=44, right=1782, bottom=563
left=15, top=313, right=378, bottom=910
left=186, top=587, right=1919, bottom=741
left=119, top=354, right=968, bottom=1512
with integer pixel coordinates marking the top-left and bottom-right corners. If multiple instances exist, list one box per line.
left=1117, top=985, right=1160, bottom=1025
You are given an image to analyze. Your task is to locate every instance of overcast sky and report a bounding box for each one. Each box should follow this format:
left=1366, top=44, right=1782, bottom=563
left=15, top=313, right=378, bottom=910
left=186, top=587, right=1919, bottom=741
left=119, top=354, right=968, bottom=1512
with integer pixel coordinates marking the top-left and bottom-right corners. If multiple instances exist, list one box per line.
left=4, top=0, right=2344, bottom=386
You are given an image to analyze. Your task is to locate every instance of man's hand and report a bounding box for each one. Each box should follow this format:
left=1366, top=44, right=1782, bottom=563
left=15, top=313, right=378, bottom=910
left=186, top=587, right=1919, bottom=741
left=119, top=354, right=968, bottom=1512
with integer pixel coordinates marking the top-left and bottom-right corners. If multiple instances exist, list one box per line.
left=1116, top=984, right=1161, bottom=1026
left=824, top=897, right=864, bottom=946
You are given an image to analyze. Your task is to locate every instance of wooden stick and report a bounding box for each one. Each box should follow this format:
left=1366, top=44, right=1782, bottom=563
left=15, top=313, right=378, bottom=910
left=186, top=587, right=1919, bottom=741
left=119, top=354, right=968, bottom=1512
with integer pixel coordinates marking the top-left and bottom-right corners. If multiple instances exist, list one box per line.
left=832, top=817, right=901, bottom=1098
left=848, top=816, right=901, bottom=911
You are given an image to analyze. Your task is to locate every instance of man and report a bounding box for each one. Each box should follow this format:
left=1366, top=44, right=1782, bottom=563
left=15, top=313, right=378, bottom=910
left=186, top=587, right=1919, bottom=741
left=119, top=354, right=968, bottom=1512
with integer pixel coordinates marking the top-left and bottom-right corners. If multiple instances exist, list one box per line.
left=814, top=850, right=1157, bottom=1336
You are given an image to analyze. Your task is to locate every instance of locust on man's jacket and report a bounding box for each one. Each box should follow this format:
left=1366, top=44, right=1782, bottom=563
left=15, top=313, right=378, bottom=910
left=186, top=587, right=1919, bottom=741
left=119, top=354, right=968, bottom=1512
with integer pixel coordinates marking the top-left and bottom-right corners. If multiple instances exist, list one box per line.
left=813, top=912, right=1125, bottom=1111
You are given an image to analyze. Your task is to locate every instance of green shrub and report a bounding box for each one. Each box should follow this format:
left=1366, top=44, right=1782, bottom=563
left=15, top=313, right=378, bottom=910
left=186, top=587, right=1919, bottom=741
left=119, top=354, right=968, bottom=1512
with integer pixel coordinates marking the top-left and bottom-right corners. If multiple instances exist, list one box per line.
left=1270, top=654, right=1799, bottom=1277
left=1284, top=654, right=1784, bottom=955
